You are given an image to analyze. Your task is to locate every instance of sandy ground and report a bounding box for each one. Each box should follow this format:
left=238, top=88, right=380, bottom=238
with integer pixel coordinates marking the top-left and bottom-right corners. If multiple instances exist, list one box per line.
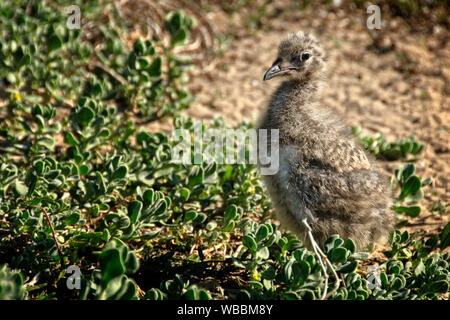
left=123, top=0, right=449, bottom=237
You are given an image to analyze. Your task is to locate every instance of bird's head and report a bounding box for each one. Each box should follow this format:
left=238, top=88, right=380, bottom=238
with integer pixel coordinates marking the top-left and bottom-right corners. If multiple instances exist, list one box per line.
left=263, top=31, right=326, bottom=82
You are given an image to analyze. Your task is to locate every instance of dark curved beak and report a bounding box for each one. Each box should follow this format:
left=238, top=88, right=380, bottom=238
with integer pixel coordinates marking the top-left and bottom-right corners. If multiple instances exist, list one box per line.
left=263, top=63, right=298, bottom=81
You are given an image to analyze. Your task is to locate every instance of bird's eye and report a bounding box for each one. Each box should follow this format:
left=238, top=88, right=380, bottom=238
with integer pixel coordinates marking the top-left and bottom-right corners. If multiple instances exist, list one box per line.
left=301, top=52, right=311, bottom=61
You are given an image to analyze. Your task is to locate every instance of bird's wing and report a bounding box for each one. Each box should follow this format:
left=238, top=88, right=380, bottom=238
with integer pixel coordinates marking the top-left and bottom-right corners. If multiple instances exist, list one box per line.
left=290, top=166, right=389, bottom=218
left=299, top=136, right=373, bottom=173
left=277, top=144, right=389, bottom=216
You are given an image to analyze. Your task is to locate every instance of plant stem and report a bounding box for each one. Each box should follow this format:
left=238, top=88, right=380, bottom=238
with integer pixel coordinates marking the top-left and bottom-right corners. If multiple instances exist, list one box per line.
left=33, top=205, right=64, bottom=266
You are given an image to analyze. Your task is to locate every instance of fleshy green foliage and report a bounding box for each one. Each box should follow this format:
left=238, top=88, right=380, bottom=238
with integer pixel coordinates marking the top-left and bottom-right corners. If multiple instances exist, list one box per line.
left=391, top=163, right=432, bottom=218
left=353, top=126, right=425, bottom=161
left=0, top=0, right=193, bottom=122
left=81, top=239, right=139, bottom=300
left=0, top=0, right=95, bottom=103
left=378, top=230, right=450, bottom=299
left=165, top=11, right=195, bottom=48
left=0, top=265, right=27, bottom=300
left=440, top=222, right=450, bottom=251
left=144, top=274, right=212, bottom=300
left=0, top=0, right=448, bottom=301
left=94, top=23, right=194, bottom=119
left=430, top=200, right=449, bottom=216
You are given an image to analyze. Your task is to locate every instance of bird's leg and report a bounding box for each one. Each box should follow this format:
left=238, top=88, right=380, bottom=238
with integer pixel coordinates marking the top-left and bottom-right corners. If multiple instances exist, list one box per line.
left=311, top=236, right=329, bottom=299
left=302, top=218, right=340, bottom=300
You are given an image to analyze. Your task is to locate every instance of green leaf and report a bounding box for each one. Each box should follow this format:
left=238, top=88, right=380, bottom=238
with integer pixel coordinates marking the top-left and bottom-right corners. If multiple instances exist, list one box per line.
left=100, top=248, right=126, bottom=286
left=199, top=289, right=211, bottom=300
left=193, top=212, right=207, bottom=224
left=48, top=35, right=62, bottom=52
left=206, top=221, right=217, bottom=231
left=148, top=57, right=162, bottom=77
left=331, top=247, right=348, bottom=264
left=133, top=38, right=145, bottom=55
left=337, top=261, right=358, bottom=274
left=324, top=234, right=341, bottom=253
left=399, top=231, right=410, bottom=244
left=224, top=205, right=238, bottom=224
left=34, top=115, right=45, bottom=130
left=344, top=238, right=356, bottom=254
left=79, top=164, right=89, bottom=175
left=128, top=200, right=142, bottom=224
left=298, top=289, right=315, bottom=300
left=26, top=174, right=38, bottom=197
left=96, top=172, right=107, bottom=195
left=64, top=132, right=79, bottom=146
left=384, top=148, right=403, bottom=160
left=430, top=280, right=449, bottom=293
left=76, top=106, right=95, bottom=127
left=391, top=277, right=405, bottom=290
left=282, top=292, right=299, bottom=300
left=440, top=222, right=450, bottom=250
left=153, top=199, right=168, bottom=216
left=117, top=279, right=138, bottom=300
left=204, top=161, right=217, bottom=176
left=394, top=205, right=421, bottom=217
left=112, top=165, right=128, bottom=180
left=248, top=281, right=263, bottom=290
left=188, top=166, right=203, bottom=188
left=298, top=260, right=310, bottom=280
left=184, top=209, right=197, bottom=222
left=37, top=136, right=55, bottom=150
left=414, top=261, right=425, bottom=276
left=183, top=286, right=199, bottom=300
left=256, top=247, right=269, bottom=260
left=261, top=267, right=276, bottom=281
left=222, top=220, right=235, bottom=232
left=140, top=230, right=161, bottom=240
left=171, top=27, right=188, bottom=47
left=278, top=237, right=288, bottom=250
left=32, top=104, right=43, bottom=116
left=98, top=128, right=110, bottom=138
left=65, top=212, right=80, bottom=225
left=380, top=272, right=388, bottom=288
left=6, top=73, right=17, bottom=84
left=137, top=57, right=150, bottom=69
left=255, top=225, right=269, bottom=242
left=400, top=176, right=421, bottom=199
left=422, top=177, right=433, bottom=186
left=168, top=11, right=182, bottom=31
left=242, top=235, right=257, bottom=251
left=144, top=288, right=164, bottom=300
left=125, top=253, right=139, bottom=274
left=405, top=189, right=424, bottom=203
left=179, top=187, right=190, bottom=201
left=402, top=141, right=412, bottom=155
left=142, top=189, right=154, bottom=205
left=401, top=163, right=415, bottom=181
left=387, top=261, right=403, bottom=275
left=15, top=180, right=28, bottom=196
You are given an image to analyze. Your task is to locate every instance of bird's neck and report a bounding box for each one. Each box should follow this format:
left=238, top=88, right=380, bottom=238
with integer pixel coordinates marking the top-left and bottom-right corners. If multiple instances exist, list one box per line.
left=273, top=77, right=325, bottom=113
left=289, top=76, right=324, bottom=101
left=259, top=74, right=327, bottom=131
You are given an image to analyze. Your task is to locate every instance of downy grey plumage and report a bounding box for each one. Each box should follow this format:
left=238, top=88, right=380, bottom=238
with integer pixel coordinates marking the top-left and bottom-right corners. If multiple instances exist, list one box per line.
left=258, top=31, right=393, bottom=249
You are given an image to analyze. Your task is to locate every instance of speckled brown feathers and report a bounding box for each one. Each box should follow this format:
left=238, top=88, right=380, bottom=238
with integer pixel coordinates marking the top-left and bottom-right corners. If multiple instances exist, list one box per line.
left=258, top=31, right=393, bottom=249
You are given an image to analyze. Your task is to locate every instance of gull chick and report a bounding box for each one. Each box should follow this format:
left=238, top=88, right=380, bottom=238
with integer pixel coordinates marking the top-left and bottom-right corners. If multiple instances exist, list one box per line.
left=258, top=31, right=393, bottom=249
